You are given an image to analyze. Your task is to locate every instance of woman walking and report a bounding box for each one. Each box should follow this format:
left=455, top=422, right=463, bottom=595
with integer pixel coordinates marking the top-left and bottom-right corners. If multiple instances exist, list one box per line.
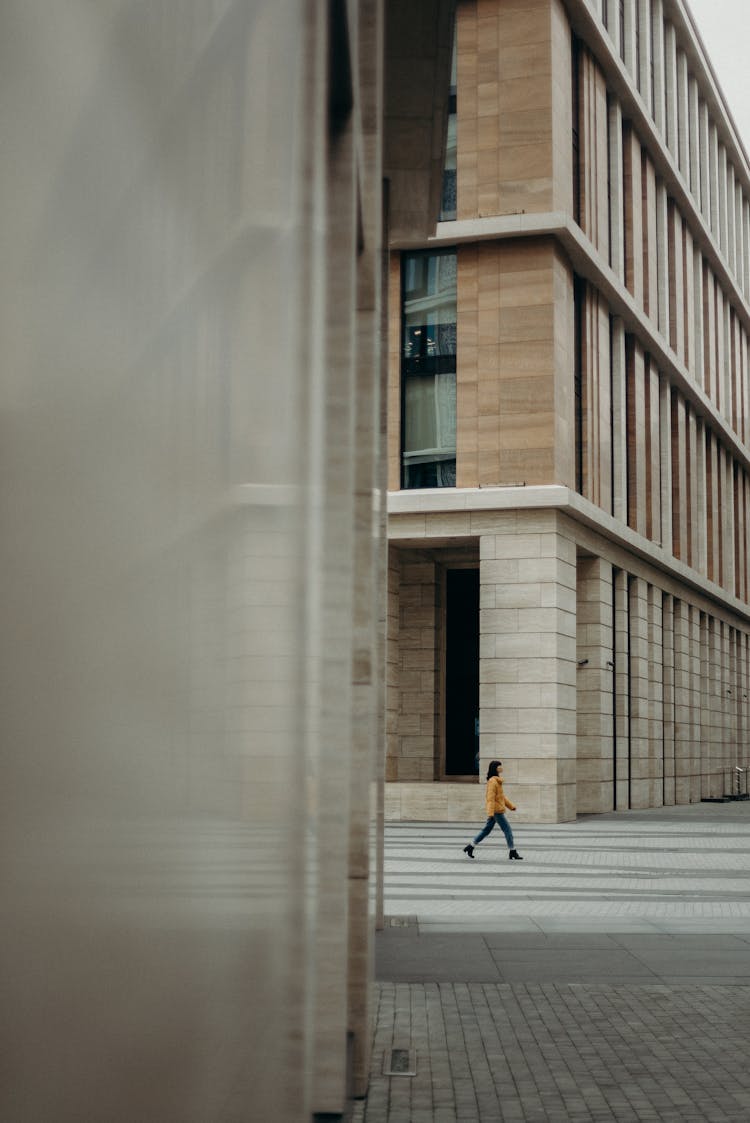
left=463, top=760, right=522, bottom=860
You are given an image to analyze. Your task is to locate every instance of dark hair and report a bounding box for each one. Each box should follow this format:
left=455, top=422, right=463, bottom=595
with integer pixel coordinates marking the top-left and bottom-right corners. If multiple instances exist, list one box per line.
left=486, top=760, right=502, bottom=780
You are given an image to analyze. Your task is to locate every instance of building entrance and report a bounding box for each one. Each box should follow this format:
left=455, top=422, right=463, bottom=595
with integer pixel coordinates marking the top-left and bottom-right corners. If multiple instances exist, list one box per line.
left=445, top=568, right=479, bottom=775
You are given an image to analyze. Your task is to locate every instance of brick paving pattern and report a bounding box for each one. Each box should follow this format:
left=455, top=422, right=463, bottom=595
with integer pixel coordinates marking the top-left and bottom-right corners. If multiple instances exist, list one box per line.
left=360, top=803, right=750, bottom=1122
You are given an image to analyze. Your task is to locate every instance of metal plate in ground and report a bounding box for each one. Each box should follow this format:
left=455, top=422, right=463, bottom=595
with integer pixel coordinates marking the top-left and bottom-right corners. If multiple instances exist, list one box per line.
left=382, top=1048, right=416, bottom=1076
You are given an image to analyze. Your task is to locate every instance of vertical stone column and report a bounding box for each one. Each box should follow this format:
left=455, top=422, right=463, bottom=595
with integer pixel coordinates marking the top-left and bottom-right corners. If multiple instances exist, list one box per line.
left=699, top=612, right=710, bottom=798
left=696, top=418, right=708, bottom=574
left=612, top=318, right=628, bottom=525
left=687, top=408, right=698, bottom=568
left=693, top=249, right=705, bottom=390
left=659, top=375, right=673, bottom=550
left=648, top=584, right=664, bottom=806
left=744, top=200, right=750, bottom=298
left=395, top=554, right=438, bottom=781
left=651, top=0, right=666, bottom=138
left=684, top=229, right=696, bottom=373
left=721, top=621, right=731, bottom=785
left=608, top=101, right=625, bottom=282
left=734, top=185, right=744, bottom=292
left=662, top=593, right=676, bottom=803
left=638, top=0, right=652, bottom=116
left=613, top=569, right=631, bottom=808
left=676, top=50, right=689, bottom=182
left=576, top=557, right=614, bottom=814
left=729, top=629, right=739, bottom=781
left=656, top=182, right=670, bottom=338
left=664, top=23, right=678, bottom=161
left=741, top=634, right=750, bottom=772
left=622, top=0, right=636, bottom=77
left=629, top=576, right=651, bottom=807
left=708, top=615, right=723, bottom=796
left=699, top=101, right=710, bottom=223
left=709, top=124, right=720, bottom=239
left=673, top=599, right=691, bottom=802
left=606, top=0, right=621, bottom=55
left=385, top=548, right=400, bottom=783
left=724, top=449, right=736, bottom=594
left=718, top=145, right=728, bottom=258
left=479, top=510, right=577, bottom=823
left=348, top=4, right=386, bottom=1071
left=728, top=166, right=737, bottom=275
left=313, top=61, right=358, bottom=1111
left=688, top=76, right=700, bottom=197
left=689, top=606, right=702, bottom=802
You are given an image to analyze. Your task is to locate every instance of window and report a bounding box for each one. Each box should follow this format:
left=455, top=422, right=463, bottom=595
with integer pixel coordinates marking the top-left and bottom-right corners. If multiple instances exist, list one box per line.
left=401, top=249, right=457, bottom=488
left=572, top=37, right=581, bottom=225
left=439, top=29, right=457, bottom=222
left=574, top=275, right=584, bottom=493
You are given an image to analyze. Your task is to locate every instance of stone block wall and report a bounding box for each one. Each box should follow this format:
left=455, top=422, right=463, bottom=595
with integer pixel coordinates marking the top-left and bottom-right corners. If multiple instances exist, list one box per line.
left=387, top=549, right=439, bottom=782
left=479, top=509, right=578, bottom=822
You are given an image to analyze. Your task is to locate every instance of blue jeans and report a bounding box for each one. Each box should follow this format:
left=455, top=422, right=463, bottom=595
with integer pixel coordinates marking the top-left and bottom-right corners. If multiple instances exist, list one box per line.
left=473, top=813, right=514, bottom=849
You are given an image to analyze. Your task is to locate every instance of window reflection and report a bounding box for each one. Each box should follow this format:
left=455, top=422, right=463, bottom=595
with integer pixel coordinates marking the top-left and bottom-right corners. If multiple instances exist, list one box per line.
left=401, top=250, right=457, bottom=488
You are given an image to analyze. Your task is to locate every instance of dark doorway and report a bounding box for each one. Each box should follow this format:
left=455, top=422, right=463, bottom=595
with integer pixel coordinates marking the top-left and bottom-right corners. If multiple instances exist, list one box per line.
left=445, top=568, right=479, bottom=775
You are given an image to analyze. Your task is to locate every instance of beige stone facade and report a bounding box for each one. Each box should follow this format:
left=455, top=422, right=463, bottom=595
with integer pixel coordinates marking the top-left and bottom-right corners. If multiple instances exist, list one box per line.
left=387, top=0, right=750, bottom=824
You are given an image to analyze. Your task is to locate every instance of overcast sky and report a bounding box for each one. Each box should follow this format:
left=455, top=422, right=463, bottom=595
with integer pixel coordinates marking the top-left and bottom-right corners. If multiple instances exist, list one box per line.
left=686, top=0, right=750, bottom=157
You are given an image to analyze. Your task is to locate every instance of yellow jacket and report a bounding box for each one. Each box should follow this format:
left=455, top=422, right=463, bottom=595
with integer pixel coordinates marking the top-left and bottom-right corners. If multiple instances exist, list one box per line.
left=485, top=775, right=516, bottom=816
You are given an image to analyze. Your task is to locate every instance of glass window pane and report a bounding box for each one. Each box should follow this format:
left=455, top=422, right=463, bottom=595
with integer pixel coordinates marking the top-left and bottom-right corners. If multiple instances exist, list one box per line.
left=401, top=249, right=457, bottom=489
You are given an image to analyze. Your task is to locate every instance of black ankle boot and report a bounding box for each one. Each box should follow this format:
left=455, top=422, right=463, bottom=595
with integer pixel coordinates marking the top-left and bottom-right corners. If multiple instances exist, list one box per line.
left=508, top=849, right=523, bottom=860
left=463, top=844, right=475, bottom=859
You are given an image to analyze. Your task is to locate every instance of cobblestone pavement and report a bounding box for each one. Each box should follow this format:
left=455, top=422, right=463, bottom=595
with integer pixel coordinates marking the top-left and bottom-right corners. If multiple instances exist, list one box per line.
left=359, top=802, right=750, bottom=1122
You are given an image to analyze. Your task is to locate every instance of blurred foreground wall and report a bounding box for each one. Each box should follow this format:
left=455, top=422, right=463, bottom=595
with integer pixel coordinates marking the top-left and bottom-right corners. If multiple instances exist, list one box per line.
left=0, top=2, right=356, bottom=1119
left=0, top=1, right=453, bottom=1119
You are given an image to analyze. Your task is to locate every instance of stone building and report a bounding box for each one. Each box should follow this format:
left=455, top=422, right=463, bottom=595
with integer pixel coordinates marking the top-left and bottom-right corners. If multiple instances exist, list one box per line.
left=386, top=0, right=750, bottom=823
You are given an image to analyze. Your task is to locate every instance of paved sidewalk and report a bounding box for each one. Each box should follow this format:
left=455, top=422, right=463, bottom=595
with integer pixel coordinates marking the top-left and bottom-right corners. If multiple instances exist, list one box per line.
left=360, top=802, right=750, bottom=1122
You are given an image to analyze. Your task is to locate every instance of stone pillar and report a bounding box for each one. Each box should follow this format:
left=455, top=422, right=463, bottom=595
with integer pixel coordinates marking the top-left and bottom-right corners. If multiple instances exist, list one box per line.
left=709, top=124, right=720, bottom=240
left=651, top=0, right=666, bottom=137
left=606, top=0, right=621, bottom=55
left=659, top=375, right=673, bottom=550
left=698, top=612, right=708, bottom=798
left=655, top=182, right=670, bottom=338
left=727, top=166, right=737, bottom=275
left=576, top=557, right=615, bottom=814
left=629, top=576, right=651, bottom=808
left=638, top=0, right=652, bottom=116
left=688, top=76, right=700, bottom=197
left=608, top=101, right=625, bottom=282
left=693, top=250, right=705, bottom=391
left=676, top=49, right=689, bottom=181
left=622, top=0, right=636, bottom=77
left=718, top=145, right=728, bottom=258
left=611, top=317, right=628, bottom=525
left=673, top=599, right=691, bottom=802
left=722, top=622, right=731, bottom=785
left=662, top=593, right=676, bottom=804
left=394, top=553, right=438, bottom=781
left=708, top=615, right=723, bottom=796
left=664, top=23, right=678, bottom=161
left=613, top=569, right=631, bottom=808
left=689, top=605, right=702, bottom=802
left=699, top=100, right=710, bottom=223
left=479, top=510, right=577, bottom=823
left=648, top=583, right=664, bottom=806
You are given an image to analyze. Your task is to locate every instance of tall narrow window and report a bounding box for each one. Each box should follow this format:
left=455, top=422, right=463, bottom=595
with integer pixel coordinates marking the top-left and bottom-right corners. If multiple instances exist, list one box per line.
left=445, top=568, right=479, bottom=776
left=572, top=36, right=581, bottom=226
left=574, top=275, right=585, bottom=494
left=401, top=249, right=457, bottom=488
left=440, top=28, right=457, bottom=222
